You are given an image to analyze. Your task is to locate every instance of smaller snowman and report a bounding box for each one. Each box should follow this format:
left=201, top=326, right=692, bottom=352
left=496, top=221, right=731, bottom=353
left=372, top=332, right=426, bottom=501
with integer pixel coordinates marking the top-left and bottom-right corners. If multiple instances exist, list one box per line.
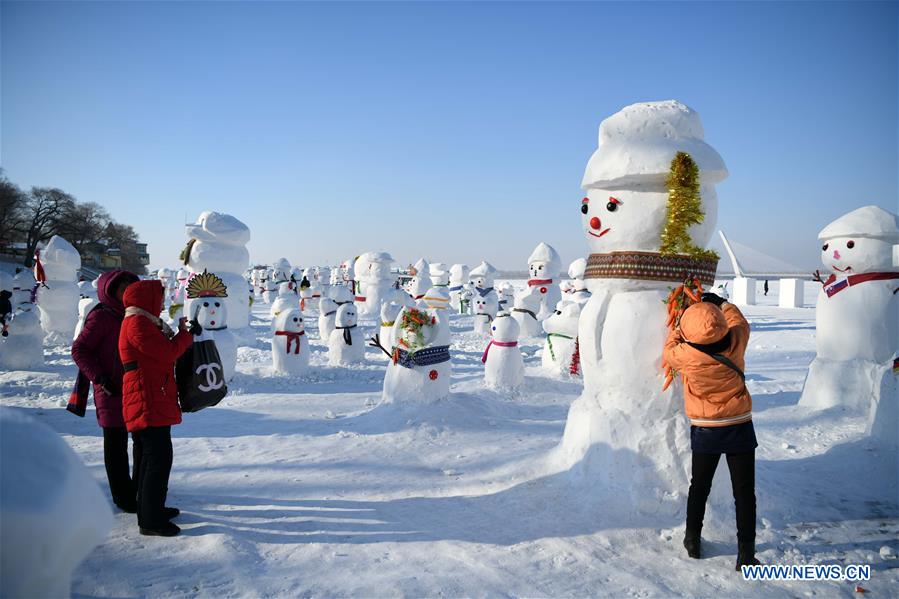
left=482, top=314, right=524, bottom=390
left=799, top=205, right=899, bottom=421
left=270, top=282, right=298, bottom=322
left=468, top=260, right=498, bottom=299
left=472, top=292, right=499, bottom=336
left=262, top=276, right=278, bottom=304
left=567, top=258, right=591, bottom=304
left=328, top=303, right=364, bottom=366
left=272, top=307, right=310, bottom=375
left=272, top=258, right=291, bottom=285
left=511, top=286, right=543, bottom=338
left=0, top=302, right=44, bottom=370
left=304, top=268, right=322, bottom=310
left=12, top=268, right=37, bottom=306
left=186, top=271, right=238, bottom=383
left=496, top=282, right=515, bottom=311
left=73, top=281, right=100, bottom=341
left=448, top=264, right=470, bottom=313
left=526, top=242, right=563, bottom=320
left=380, top=306, right=452, bottom=404
left=318, top=297, right=339, bottom=341
left=541, top=300, right=582, bottom=376
left=407, top=258, right=431, bottom=300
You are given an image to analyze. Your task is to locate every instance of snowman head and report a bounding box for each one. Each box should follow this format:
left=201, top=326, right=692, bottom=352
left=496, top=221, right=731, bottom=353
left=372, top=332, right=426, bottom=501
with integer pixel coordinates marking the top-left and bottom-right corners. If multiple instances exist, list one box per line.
left=491, top=314, right=520, bottom=343
left=527, top=243, right=561, bottom=280
left=542, top=301, right=581, bottom=336
left=275, top=308, right=304, bottom=334
left=473, top=296, right=488, bottom=314
left=818, top=205, right=899, bottom=275
left=580, top=101, right=726, bottom=255
left=194, top=297, right=228, bottom=330
left=335, top=303, right=357, bottom=327
left=820, top=236, right=894, bottom=274
left=449, top=264, right=469, bottom=285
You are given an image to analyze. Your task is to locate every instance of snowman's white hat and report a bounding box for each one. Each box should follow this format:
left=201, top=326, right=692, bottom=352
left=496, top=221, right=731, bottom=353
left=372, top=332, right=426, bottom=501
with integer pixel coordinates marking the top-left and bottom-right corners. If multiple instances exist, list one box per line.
left=527, top=242, right=561, bottom=273
left=469, top=261, right=497, bottom=277
left=582, top=100, right=728, bottom=189
left=818, top=205, right=899, bottom=241
left=368, top=251, right=394, bottom=264
left=429, top=262, right=448, bottom=276
left=411, top=258, right=429, bottom=276
left=186, top=211, right=251, bottom=245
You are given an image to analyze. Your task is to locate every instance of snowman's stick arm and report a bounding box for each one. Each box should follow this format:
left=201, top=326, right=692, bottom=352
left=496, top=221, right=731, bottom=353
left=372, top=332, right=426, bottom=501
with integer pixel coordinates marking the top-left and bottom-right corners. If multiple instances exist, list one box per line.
left=368, top=333, right=392, bottom=357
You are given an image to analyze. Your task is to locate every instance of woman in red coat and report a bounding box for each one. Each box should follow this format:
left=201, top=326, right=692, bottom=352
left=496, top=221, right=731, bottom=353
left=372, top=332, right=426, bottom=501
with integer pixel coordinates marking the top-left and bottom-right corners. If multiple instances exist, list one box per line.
left=71, top=269, right=140, bottom=511
left=119, top=280, right=194, bottom=536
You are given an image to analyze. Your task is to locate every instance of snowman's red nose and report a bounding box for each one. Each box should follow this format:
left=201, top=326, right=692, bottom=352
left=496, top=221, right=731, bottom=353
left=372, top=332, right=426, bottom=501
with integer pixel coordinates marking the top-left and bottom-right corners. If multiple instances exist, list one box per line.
left=833, top=250, right=841, bottom=260
left=589, top=216, right=601, bottom=230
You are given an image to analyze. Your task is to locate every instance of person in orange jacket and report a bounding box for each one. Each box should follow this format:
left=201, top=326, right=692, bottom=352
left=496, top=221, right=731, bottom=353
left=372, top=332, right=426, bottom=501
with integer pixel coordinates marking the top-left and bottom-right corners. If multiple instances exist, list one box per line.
left=119, top=280, right=196, bottom=536
left=663, top=292, right=760, bottom=570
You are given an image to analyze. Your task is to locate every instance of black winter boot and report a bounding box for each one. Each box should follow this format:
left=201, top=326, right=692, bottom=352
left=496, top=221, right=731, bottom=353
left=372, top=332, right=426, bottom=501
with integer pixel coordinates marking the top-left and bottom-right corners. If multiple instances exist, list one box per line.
left=735, top=542, right=760, bottom=570
left=140, top=522, right=181, bottom=537
left=683, top=531, right=701, bottom=559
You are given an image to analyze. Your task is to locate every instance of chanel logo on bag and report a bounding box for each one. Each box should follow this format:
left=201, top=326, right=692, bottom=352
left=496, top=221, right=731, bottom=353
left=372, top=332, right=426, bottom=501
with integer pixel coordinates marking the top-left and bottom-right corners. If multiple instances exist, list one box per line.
left=196, top=362, right=224, bottom=392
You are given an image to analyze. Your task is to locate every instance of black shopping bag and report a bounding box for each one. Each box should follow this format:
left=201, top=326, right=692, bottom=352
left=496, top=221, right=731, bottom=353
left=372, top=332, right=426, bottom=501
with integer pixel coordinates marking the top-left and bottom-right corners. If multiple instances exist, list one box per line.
left=176, top=338, right=228, bottom=412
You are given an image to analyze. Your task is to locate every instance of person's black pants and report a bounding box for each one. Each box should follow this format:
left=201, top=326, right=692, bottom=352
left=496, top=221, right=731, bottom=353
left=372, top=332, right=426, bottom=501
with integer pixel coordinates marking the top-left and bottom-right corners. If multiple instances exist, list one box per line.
left=102, top=426, right=142, bottom=508
left=133, top=426, right=173, bottom=529
left=686, top=450, right=756, bottom=543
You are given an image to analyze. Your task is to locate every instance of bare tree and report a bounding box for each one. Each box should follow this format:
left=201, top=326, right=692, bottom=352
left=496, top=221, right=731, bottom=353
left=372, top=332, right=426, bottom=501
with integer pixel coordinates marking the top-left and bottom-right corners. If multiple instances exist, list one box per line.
left=105, top=222, right=147, bottom=274
left=56, top=201, right=111, bottom=252
left=0, top=173, right=26, bottom=244
left=17, top=187, right=76, bottom=267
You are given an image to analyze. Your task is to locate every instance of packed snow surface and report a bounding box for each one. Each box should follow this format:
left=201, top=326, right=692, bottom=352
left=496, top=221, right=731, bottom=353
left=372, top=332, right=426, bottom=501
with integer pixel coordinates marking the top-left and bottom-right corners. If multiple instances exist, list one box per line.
left=1, top=281, right=896, bottom=597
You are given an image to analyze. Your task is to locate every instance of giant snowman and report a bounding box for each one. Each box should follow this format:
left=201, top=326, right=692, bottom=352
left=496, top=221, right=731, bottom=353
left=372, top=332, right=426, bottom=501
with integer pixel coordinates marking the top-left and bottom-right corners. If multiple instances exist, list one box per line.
left=35, top=235, right=81, bottom=340
left=798, top=206, right=898, bottom=449
left=182, top=211, right=251, bottom=336
left=553, top=100, right=727, bottom=515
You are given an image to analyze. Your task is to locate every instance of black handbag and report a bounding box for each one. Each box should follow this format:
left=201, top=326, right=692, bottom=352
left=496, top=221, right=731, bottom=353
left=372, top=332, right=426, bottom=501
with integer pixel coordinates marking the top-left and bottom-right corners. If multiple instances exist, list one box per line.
left=175, top=338, right=228, bottom=412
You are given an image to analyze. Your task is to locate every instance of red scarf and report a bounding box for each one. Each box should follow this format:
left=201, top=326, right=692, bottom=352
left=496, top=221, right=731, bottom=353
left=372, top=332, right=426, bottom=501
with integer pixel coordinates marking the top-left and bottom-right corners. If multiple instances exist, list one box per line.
left=481, top=340, right=518, bottom=363
left=822, top=272, right=899, bottom=298
left=528, top=278, right=553, bottom=289
left=275, top=330, right=305, bottom=354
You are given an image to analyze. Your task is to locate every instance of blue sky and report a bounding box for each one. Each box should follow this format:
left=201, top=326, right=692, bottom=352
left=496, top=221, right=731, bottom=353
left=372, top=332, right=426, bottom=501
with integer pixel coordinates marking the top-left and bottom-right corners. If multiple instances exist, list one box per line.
left=2, top=1, right=897, bottom=272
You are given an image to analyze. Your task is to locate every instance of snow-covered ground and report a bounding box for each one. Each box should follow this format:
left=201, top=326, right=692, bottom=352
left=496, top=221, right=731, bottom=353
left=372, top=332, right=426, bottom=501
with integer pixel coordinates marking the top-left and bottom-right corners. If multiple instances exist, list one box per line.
left=1, top=281, right=897, bottom=597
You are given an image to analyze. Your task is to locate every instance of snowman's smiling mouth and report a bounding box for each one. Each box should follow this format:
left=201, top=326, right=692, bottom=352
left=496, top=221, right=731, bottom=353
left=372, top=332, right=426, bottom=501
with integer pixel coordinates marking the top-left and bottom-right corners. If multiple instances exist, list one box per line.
left=588, top=228, right=611, bottom=238
left=833, top=265, right=853, bottom=273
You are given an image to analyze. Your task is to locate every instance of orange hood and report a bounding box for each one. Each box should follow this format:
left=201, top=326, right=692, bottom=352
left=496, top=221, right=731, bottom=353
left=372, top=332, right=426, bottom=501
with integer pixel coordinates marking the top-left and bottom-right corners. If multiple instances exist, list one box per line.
left=680, top=302, right=729, bottom=345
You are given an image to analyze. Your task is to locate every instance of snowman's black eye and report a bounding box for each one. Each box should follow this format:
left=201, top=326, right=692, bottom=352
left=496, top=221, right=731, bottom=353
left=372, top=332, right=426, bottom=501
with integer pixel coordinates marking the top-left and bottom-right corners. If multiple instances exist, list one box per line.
left=606, top=201, right=618, bottom=212
left=214, top=302, right=220, bottom=307
left=580, top=204, right=589, bottom=215
left=847, top=240, right=855, bottom=249
left=292, top=317, right=298, bottom=322
left=203, top=302, right=209, bottom=307
left=822, top=243, right=829, bottom=251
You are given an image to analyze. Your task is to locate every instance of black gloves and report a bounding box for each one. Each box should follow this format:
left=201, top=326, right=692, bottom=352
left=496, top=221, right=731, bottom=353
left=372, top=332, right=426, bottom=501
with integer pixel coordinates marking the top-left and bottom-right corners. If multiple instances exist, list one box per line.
left=700, top=292, right=726, bottom=307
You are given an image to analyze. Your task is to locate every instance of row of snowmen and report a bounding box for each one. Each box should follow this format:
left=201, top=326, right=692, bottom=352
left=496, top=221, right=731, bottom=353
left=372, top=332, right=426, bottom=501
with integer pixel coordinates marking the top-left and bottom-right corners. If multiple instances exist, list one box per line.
left=257, top=244, right=596, bottom=387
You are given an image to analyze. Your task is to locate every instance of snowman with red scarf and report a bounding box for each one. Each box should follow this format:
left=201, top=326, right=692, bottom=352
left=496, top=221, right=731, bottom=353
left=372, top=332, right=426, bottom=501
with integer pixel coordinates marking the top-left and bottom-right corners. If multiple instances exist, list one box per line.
left=272, top=307, right=309, bottom=375
left=799, top=206, right=899, bottom=433
left=526, top=242, right=563, bottom=321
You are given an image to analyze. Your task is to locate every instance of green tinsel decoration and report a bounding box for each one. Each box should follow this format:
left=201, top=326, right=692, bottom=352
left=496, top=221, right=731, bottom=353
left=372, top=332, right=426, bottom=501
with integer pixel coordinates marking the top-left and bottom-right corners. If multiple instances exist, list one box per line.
left=398, top=308, right=434, bottom=353
left=659, top=152, right=718, bottom=261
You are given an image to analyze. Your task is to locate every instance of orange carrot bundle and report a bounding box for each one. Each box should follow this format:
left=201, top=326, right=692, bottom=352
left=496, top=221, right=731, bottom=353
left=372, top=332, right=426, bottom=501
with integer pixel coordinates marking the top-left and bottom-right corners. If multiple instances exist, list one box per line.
left=661, top=276, right=706, bottom=391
